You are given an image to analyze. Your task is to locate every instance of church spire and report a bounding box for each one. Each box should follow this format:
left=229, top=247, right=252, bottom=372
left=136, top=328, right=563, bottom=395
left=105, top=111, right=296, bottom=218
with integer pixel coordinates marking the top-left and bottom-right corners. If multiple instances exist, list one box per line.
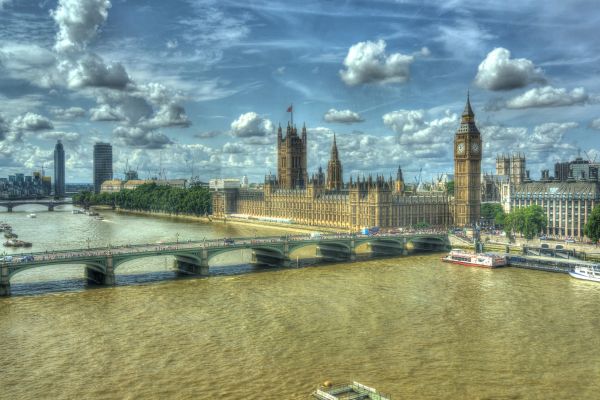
left=330, top=133, right=339, bottom=160
left=326, top=133, right=343, bottom=191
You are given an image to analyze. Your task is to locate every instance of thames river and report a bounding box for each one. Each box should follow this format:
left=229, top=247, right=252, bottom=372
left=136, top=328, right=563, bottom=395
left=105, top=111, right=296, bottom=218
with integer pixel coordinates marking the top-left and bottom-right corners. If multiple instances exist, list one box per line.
left=1, top=205, right=599, bottom=399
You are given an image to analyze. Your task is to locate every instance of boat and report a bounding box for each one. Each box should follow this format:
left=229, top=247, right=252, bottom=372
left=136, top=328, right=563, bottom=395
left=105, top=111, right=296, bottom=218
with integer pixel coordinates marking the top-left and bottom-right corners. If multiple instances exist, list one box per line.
left=442, top=249, right=508, bottom=268
left=72, top=209, right=83, bottom=214
left=87, top=211, right=99, bottom=217
left=3, top=239, right=32, bottom=247
left=569, top=264, right=600, bottom=282
left=0, top=223, right=11, bottom=232
left=312, top=381, right=390, bottom=400
left=27, top=213, right=36, bottom=218
left=95, top=215, right=104, bottom=221
left=4, top=232, right=17, bottom=239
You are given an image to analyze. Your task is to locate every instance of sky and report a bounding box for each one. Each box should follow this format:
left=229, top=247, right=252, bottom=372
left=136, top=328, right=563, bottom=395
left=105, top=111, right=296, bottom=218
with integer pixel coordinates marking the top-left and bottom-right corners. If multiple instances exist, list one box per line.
left=1, top=0, right=599, bottom=184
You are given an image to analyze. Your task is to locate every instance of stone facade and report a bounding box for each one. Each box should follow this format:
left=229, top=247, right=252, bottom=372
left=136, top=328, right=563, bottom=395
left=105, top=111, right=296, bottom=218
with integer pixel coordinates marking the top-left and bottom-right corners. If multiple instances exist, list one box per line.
left=453, top=94, right=482, bottom=227
left=212, top=121, right=453, bottom=230
left=511, top=181, right=600, bottom=238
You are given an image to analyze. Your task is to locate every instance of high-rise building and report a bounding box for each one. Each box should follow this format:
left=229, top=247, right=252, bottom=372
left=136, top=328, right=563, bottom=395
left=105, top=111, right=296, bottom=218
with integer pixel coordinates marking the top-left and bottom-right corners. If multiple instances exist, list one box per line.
left=93, top=142, right=113, bottom=194
left=277, top=122, right=307, bottom=189
left=326, top=134, right=343, bottom=191
left=454, top=93, right=482, bottom=227
left=53, top=140, right=65, bottom=197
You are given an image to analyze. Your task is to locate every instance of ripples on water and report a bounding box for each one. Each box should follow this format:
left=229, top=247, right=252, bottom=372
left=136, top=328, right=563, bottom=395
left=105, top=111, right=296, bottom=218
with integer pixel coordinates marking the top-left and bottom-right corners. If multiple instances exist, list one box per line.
left=1, top=207, right=600, bottom=399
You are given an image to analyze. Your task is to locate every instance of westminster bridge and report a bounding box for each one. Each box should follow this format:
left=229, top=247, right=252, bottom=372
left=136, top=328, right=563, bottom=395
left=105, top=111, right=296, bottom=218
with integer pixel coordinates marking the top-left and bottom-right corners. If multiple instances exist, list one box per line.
left=0, top=232, right=451, bottom=296
left=0, top=199, right=72, bottom=212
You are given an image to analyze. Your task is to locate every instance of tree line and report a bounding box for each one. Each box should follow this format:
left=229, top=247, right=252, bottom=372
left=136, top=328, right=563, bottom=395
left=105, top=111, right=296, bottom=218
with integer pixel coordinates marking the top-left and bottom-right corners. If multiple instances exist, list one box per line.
left=73, top=183, right=212, bottom=216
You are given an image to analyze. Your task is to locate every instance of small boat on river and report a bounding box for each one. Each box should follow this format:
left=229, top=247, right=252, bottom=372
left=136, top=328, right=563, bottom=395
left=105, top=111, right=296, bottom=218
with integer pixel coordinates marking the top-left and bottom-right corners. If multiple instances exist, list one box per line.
left=4, top=232, right=18, bottom=239
left=27, top=213, right=36, bottom=218
left=312, top=381, right=391, bottom=400
left=569, top=264, right=600, bottom=282
left=3, top=239, right=32, bottom=247
left=442, top=249, right=507, bottom=268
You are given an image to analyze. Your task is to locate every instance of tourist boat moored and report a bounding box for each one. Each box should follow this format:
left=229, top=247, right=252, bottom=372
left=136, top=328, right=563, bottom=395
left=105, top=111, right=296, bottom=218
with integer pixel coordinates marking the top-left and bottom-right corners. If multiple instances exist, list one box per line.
left=442, top=249, right=508, bottom=268
left=569, top=264, right=600, bottom=282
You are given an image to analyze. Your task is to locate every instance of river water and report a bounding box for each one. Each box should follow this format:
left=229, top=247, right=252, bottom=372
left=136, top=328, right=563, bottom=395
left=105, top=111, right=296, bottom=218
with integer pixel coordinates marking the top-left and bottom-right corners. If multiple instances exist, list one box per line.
left=1, top=205, right=599, bottom=399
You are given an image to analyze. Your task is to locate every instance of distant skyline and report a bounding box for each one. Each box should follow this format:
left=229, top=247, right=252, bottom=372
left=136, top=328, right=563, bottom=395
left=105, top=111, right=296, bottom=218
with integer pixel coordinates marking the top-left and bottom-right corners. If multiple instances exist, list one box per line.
left=1, top=0, right=599, bottom=183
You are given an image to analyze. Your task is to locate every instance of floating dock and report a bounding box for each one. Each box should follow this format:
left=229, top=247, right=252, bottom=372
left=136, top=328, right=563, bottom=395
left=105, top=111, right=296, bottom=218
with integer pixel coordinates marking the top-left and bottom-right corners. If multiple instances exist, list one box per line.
left=506, top=254, right=600, bottom=274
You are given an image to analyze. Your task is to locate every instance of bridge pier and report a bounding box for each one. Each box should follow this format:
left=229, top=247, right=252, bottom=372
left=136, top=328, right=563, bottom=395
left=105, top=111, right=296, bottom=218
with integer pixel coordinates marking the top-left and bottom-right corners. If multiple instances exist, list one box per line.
left=1, top=264, right=10, bottom=297
left=6, top=205, right=12, bottom=213
left=174, top=251, right=209, bottom=276
left=85, top=256, right=115, bottom=286
left=48, top=204, right=54, bottom=212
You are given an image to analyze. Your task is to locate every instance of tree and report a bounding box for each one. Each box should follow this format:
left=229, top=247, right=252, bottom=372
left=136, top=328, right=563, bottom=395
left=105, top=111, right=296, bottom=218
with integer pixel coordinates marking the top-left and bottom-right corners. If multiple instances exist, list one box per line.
left=446, top=180, right=454, bottom=196
left=504, top=205, right=547, bottom=240
left=584, top=205, right=600, bottom=243
left=73, top=184, right=212, bottom=215
left=481, top=203, right=505, bottom=226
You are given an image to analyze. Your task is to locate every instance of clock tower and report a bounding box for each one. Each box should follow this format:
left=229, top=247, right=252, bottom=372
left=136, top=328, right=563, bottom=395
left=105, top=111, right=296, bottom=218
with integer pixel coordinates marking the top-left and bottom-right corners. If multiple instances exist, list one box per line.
left=454, top=93, right=482, bottom=227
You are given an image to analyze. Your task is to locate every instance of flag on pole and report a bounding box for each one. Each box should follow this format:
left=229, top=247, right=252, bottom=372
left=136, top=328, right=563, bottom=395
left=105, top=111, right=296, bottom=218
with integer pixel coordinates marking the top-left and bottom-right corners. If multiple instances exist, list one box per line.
left=287, top=105, right=293, bottom=112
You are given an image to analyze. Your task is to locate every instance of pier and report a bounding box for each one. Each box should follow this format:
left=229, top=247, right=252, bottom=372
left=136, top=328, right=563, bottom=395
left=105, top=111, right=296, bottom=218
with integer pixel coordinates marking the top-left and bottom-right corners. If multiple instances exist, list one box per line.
left=0, top=232, right=450, bottom=296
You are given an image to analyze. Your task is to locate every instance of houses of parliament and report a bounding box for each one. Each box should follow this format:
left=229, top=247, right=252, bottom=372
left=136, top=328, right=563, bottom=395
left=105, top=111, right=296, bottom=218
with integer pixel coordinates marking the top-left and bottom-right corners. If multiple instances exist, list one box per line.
left=211, top=96, right=482, bottom=229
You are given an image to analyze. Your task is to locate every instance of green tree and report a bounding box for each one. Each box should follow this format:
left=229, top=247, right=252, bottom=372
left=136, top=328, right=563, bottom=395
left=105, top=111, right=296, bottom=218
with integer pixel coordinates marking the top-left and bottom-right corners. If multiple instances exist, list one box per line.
left=504, top=205, right=547, bottom=240
left=446, top=180, right=454, bottom=196
left=73, top=184, right=212, bottom=215
left=481, top=203, right=505, bottom=226
left=584, top=205, right=600, bottom=243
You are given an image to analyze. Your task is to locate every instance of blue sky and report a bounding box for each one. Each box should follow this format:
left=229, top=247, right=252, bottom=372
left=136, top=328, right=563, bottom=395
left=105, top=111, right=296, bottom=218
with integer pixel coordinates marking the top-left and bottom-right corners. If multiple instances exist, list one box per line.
left=1, top=0, right=599, bottom=184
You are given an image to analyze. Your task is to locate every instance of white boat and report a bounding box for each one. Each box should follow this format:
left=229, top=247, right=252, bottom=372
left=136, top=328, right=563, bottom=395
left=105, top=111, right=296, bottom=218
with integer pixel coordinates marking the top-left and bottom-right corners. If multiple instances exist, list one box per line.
left=27, top=213, right=36, bottom=218
left=569, top=265, right=600, bottom=282
left=442, top=249, right=508, bottom=268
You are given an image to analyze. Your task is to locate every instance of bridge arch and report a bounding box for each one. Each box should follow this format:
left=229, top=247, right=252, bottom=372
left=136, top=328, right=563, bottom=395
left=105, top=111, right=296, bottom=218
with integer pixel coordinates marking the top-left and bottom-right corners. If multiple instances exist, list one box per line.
left=8, top=259, right=106, bottom=280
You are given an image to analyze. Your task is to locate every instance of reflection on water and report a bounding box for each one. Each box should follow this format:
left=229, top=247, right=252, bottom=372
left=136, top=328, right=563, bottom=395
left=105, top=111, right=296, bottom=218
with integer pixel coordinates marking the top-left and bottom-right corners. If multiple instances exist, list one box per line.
left=1, top=207, right=600, bottom=399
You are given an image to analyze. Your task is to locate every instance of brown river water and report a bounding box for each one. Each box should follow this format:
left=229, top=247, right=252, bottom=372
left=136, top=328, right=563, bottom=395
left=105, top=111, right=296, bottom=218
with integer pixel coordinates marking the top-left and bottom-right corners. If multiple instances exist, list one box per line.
left=1, top=205, right=599, bottom=399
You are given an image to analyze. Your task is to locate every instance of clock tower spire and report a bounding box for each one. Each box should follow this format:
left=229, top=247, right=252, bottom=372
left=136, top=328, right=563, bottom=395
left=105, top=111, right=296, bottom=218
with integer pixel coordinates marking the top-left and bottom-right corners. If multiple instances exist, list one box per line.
left=454, top=92, right=482, bottom=227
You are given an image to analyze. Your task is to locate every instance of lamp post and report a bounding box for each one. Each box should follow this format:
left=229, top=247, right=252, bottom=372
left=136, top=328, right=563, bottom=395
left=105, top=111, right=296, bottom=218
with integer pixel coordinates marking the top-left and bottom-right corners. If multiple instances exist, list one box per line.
left=86, top=237, right=91, bottom=249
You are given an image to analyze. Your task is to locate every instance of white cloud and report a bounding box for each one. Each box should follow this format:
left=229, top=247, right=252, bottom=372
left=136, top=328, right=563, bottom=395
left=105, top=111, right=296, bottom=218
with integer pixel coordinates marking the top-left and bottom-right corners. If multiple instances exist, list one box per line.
left=339, top=40, right=420, bottom=86
left=475, top=48, right=545, bottom=91
left=436, top=19, right=494, bottom=58
left=323, top=108, right=364, bottom=124
left=591, top=118, right=600, bottom=130
left=62, top=54, right=131, bottom=89
left=481, top=122, right=578, bottom=169
left=381, top=109, right=426, bottom=133
left=230, top=112, right=274, bottom=137
left=113, top=126, right=173, bottom=149
left=11, top=112, right=54, bottom=131
left=139, top=103, right=191, bottom=130
left=49, top=106, right=86, bottom=120
left=90, top=104, right=125, bottom=121
left=40, top=131, right=81, bottom=142
left=505, top=86, right=589, bottom=109
left=166, top=39, right=178, bottom=49
left=222, top=142, right=245, bottom=154
left=52, top=0, right=112, bottom=54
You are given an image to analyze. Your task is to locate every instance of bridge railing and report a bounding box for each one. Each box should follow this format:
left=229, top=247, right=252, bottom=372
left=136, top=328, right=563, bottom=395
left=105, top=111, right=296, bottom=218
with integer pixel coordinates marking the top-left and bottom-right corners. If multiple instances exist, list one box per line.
left=2, top=232, right=448, bottom=264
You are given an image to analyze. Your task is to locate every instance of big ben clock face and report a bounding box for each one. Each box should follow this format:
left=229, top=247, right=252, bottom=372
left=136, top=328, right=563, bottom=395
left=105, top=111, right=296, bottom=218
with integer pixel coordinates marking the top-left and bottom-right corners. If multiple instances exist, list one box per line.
left=471, top=142, right=480, bottom=154
left=457, top=142, right=465, bottom=155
